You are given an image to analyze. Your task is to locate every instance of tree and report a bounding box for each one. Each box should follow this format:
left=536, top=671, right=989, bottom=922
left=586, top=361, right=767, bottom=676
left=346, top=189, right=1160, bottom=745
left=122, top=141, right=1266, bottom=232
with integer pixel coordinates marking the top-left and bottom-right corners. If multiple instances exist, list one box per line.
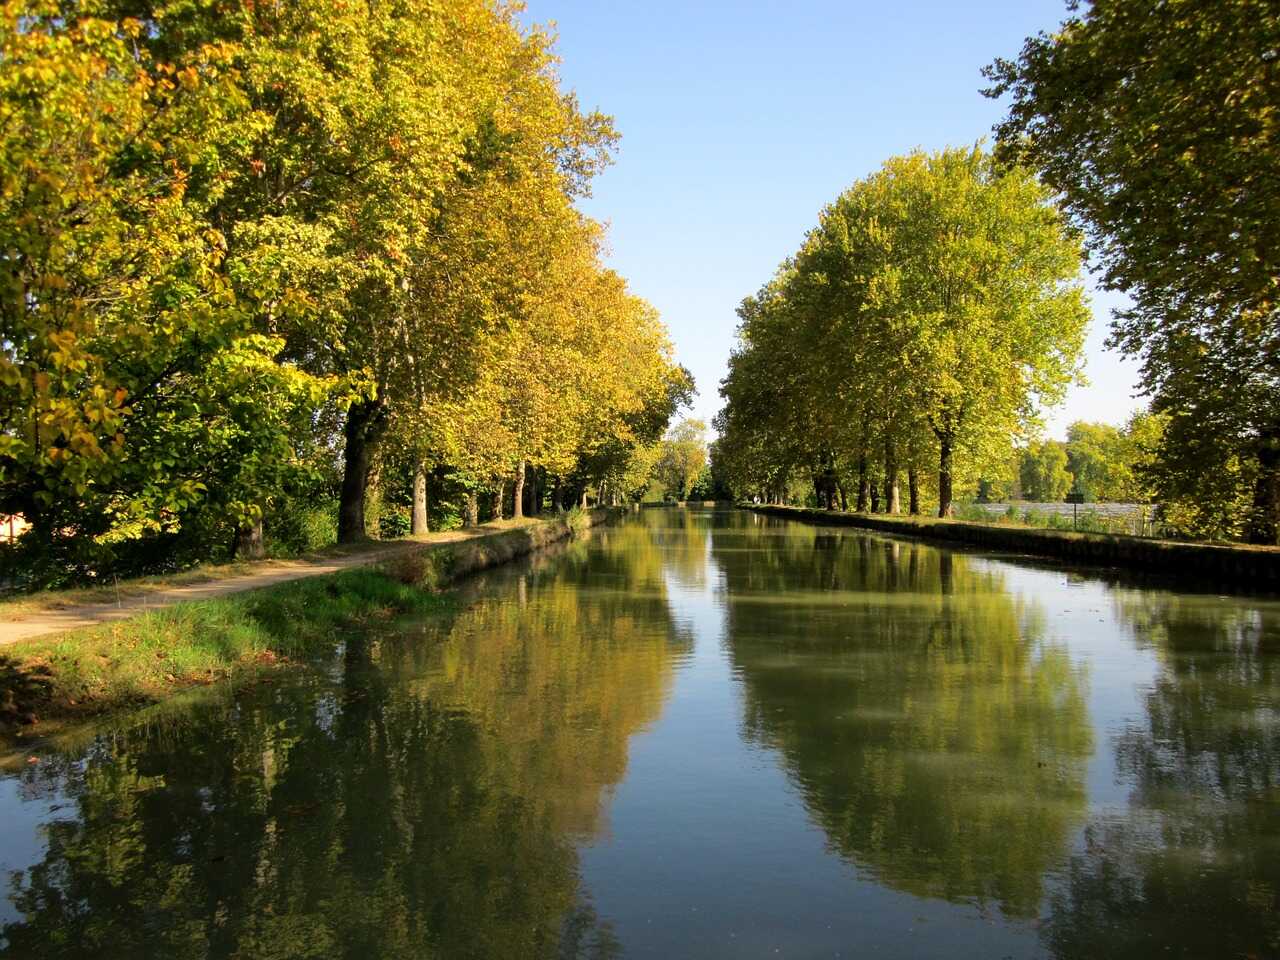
left=986, top=0, right=1280, bottom=543
left=0, top=0, right=683, bottom=584
left=0, top=6, right=336, bottom=580
left=717, top=146, right=1088, bottom=518
left=656, top=419, right=708, bottom=501
left=1116, top=410, right=1163, bottom=504
left=1064, top=422, right=1125, bottom=501
left=1019, top=441, right=1073, bottom=502
left=857, top=148, right=1088, bottom=516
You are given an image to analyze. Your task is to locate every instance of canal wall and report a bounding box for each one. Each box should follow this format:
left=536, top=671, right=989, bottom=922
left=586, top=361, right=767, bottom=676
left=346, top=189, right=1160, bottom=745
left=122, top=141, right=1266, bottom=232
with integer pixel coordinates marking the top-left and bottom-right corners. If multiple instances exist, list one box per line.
left=380, top=507, right=620, bottom=588
left=743, top=504, right=1280, bottom=589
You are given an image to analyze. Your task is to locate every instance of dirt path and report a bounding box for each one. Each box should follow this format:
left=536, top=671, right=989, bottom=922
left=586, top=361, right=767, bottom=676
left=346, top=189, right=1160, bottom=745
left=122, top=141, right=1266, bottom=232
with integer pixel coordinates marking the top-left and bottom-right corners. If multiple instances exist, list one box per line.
left=0, top=523, right=524, bottom=648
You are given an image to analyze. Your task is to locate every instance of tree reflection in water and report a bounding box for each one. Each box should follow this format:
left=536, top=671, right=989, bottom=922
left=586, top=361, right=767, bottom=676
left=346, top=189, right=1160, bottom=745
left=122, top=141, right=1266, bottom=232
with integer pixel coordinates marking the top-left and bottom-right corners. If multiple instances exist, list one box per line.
left=1043, top=591, right=1280, bottom=959
left=1, top=525, right=690, bottom=960
left=712, top=518, right=1093, bottom=919
left=4, top=510, right=1279, bottom=960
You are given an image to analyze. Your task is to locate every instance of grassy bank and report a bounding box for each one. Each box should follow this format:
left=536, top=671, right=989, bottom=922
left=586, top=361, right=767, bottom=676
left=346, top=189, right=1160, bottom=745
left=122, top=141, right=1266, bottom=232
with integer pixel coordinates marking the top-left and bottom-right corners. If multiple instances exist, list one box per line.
left=745, top=504, right=1280, bottom=589
left=0, top=569, right=449, bottom=737
left=0, top=510, right=610, bottom=744
left=0, top=537, right=402, bottom=620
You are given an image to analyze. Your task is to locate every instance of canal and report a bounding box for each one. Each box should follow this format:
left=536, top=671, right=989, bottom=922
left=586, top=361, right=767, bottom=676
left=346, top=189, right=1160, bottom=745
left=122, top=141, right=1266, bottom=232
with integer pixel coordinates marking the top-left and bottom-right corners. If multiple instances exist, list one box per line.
left=1, top=507, right=1278, bottom=958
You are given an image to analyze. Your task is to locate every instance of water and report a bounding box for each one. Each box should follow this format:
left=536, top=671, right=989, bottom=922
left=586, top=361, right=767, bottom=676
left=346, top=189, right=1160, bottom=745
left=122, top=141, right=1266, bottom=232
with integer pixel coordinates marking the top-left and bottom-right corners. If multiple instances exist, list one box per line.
left=2, top=508, right=1278, bottom=959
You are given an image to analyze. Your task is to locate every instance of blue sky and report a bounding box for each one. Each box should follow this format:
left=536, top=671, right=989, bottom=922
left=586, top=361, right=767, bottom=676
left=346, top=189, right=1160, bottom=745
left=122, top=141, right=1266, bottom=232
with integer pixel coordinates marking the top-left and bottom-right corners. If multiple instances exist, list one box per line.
left=522, top=0, right=1145, bottom=438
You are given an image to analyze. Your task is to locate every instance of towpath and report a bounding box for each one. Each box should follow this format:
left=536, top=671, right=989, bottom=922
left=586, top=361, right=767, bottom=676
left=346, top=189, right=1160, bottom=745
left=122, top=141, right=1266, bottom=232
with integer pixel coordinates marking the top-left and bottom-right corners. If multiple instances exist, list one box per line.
left=0, top=521, right=536, bottom=647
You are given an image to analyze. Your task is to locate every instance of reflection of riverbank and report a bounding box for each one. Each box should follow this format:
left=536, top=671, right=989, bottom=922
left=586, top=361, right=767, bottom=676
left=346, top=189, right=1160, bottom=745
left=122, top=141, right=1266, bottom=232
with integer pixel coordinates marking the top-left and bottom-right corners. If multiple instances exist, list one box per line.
left=0, top=514, right=690, bottom=959
left=3, top=508, right=1278, bottom=959
left=1039, top=589, right=1280, bottom=958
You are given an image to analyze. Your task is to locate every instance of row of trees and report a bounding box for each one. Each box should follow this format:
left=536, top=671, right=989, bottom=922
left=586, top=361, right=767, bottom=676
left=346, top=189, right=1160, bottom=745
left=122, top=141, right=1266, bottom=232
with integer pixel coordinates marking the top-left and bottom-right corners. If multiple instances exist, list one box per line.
left=719, top=0, right=1278, bottom=544
left=715, top=146, right=1090, bottom=518
left=0, top=0, right=689, bottom=585
left=985, top=0, right=1280, bottom=543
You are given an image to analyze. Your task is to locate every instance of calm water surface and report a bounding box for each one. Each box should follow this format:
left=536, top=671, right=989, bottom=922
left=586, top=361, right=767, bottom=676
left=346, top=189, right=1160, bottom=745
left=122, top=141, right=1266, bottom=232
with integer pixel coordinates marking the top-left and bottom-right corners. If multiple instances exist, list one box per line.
left=2, top=508, right=1279, bottom=958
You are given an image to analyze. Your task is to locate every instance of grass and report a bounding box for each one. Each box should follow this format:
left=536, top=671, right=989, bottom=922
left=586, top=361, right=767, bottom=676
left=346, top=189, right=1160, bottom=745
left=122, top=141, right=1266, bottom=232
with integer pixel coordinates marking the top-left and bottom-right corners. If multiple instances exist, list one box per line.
left=952, top=502, right=1156, bottom=537
left=0, top=509, right=616, bottom=748
left=0, top=567, right=451, bottom=741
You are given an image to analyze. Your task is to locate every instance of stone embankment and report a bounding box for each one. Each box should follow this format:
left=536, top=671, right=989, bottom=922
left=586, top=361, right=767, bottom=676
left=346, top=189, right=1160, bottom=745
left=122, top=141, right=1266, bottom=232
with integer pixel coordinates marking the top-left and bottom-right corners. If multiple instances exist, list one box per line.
left=745, top=504, right=1280, bottom=589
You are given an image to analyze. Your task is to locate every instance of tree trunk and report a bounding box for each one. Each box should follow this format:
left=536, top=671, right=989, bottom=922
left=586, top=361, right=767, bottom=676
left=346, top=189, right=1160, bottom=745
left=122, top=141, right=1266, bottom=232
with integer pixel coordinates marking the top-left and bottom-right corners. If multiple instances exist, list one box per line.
left=512, top=459, right=526, bottom=520
left=411, top=462, right=429, bottom=535
left=338, top=400, right=387, bottom=543
left=884, top=440, right=900, bottom=515
left=856, top=452, right=869, bottom=512
left=234, top=517, right=265, bottom=560
left=529, top=468, right=542, bottom=515
left=464, top=490, right=478, bottom=528
left=938, top=434, right=955, bottom=517
left=819, top=455, right=838, bottom=510
left=836, top=481, right=848, bottom=512
left=1247, top=429, right=1280, bottom=544
left=908, top=468, right=921, bottom=515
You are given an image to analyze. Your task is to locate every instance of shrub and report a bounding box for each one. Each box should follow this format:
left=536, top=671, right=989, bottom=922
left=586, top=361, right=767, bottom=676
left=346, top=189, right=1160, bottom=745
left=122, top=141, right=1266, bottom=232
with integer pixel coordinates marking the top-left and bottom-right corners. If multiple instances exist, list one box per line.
left=564, top=506, right=593, bottom=538
left=378, top=505, right=411, bottom=540
left=265, top=501, right=339, bottom=556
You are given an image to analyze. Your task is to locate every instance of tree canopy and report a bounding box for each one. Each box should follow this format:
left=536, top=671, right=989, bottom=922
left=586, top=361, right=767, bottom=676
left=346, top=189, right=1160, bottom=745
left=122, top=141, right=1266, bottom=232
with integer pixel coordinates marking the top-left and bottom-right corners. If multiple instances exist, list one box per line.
left=0, top=0, right=688, bottom=585
left=715, top=146, right=1088, bottom=517
left=985, top=0, right=1280, bottom=542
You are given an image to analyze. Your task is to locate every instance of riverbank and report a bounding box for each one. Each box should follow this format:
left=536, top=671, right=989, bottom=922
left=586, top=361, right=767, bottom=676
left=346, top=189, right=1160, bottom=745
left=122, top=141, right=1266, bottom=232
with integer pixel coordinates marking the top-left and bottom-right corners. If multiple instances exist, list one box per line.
left=743, top=504, right=1280, bottom=589
left=0, top=509, right=610, bottom=743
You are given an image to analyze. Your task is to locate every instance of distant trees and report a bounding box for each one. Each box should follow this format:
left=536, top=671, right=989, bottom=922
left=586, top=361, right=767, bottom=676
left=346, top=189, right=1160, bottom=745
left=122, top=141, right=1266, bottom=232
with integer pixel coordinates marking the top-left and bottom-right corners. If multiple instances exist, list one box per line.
left=986, top=0, right=1280, bottom=543
left=655, top=419, right=709, bottom=501
left=1062, top=417, right=1163, bottom=505
left=0, top=0, right=686, bottom=586
left=1063, top=424, right=1125, bottom=503
left=1020, top=443, right=1073, bottom=503
left=989, top=414, right=1163, bottom=505
left=716, top=146, right=1088, bottom=517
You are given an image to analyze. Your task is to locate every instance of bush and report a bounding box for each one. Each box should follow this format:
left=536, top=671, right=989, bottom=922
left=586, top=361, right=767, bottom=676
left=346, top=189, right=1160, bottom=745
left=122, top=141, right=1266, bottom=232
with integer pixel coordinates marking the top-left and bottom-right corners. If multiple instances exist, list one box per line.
left=378, top=505, right=411, bottom=540
left=265, top=501, right=338, bottom=556
left=564, top=506, right=592, bottom=538
left=1046, top=512, right=1072, bottom=531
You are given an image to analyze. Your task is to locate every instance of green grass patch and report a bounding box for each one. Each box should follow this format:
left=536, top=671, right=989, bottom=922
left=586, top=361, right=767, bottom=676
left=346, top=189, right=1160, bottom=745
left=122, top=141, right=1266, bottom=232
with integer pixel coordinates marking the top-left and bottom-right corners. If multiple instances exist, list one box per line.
left=0, top=568, right=450, bottom=740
